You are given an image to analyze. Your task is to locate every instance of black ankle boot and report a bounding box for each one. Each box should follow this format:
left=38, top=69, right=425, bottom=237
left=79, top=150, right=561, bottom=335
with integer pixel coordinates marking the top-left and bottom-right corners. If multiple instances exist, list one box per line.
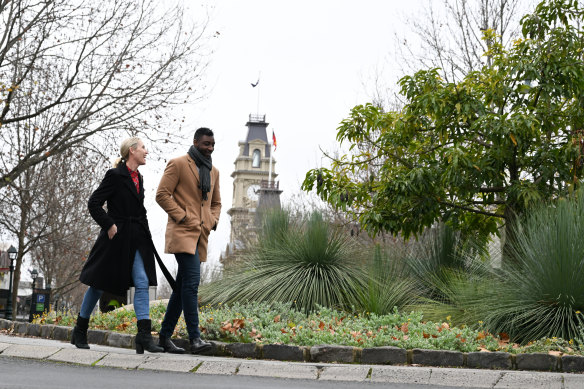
left=189, top=337, right=211, bottom=354
left=158, top=335, right=185, bottom=354
left=135, top=319, right=164, bottom=354
left=70, top=315, right=90, bottom=349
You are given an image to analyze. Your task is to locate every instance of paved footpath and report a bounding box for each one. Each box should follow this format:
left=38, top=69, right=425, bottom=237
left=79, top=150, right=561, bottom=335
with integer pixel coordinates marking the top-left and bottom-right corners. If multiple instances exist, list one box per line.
left=1, top=334, right=583, bottom=388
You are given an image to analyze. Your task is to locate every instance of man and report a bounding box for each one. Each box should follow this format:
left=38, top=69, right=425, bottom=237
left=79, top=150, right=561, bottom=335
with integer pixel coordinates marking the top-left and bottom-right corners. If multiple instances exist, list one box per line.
left=156, top=127, right=221, bottom=354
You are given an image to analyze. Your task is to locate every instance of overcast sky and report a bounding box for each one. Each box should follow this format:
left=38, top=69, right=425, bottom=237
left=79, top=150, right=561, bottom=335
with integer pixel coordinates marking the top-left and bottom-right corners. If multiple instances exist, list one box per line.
left=139, top=0, right=428, bottom=275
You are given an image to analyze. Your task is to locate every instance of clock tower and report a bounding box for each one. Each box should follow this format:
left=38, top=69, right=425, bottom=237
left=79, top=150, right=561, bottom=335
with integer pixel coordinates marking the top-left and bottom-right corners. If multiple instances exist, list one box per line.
left=226, top=114, right=278, bottom=254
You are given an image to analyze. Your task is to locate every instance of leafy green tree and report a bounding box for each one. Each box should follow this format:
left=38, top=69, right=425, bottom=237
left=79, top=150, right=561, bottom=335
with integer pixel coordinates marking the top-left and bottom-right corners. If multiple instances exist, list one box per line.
left=303, top=0, right=584, bottom=265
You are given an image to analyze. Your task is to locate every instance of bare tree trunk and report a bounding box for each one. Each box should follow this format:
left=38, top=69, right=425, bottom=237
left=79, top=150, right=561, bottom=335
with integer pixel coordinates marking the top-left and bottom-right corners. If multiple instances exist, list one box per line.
left=502, top=147, right=520, bottom=269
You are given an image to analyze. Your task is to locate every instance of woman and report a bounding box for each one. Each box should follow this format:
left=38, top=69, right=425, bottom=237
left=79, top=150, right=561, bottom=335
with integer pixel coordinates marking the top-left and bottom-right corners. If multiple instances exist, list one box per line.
left=71, top=137, right=163, bottom=354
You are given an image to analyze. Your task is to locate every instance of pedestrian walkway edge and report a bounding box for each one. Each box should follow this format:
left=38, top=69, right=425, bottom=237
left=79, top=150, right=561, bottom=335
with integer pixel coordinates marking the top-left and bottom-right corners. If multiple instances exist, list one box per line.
left=1, top=318, right=583, bottom=373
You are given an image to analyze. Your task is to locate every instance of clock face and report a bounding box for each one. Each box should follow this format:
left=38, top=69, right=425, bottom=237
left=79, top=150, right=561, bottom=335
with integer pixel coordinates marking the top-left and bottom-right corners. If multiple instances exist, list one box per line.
left=247, top=184, right=260, bottom=201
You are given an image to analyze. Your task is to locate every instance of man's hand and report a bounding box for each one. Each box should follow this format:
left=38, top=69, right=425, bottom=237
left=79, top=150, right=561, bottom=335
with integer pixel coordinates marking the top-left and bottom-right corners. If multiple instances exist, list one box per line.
left=108, top=224, right=118, bottom=239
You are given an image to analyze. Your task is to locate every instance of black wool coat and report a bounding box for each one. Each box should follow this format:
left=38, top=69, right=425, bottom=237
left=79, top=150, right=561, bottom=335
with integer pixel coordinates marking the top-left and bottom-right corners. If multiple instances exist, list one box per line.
left=79, top=162, right=157, bottom=295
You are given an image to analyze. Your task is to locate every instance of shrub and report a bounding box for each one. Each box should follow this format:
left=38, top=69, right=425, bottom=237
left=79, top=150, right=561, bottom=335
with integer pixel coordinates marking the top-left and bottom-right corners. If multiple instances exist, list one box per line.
left=406, top=223, right=485, bottom=300
left=402, top=223, right=492, bottom=325
left=356, top=244, right=418, bottom=315
left=477, top=194, right=584, bottom=343
left=200, top=210, right=367, bottom=312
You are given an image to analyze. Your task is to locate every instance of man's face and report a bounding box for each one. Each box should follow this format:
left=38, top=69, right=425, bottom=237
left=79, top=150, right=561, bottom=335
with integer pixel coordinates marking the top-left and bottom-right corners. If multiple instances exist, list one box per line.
left=194, top=135, right=215, bottom=158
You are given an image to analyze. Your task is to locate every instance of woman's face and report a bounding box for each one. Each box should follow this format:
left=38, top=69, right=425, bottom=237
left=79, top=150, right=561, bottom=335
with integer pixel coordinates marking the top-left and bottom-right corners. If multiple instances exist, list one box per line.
left=129, top=140, right=148, bottom=166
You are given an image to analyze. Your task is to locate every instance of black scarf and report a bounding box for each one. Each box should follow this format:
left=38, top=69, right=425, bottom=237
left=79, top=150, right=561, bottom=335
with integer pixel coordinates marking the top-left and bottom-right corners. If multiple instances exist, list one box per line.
left=188, top=145, right=212, bottom=200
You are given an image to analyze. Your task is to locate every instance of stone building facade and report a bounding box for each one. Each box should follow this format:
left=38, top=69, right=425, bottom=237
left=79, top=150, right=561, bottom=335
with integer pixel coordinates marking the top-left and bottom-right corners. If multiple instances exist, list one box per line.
left=223, top=114, right=280, bottom=265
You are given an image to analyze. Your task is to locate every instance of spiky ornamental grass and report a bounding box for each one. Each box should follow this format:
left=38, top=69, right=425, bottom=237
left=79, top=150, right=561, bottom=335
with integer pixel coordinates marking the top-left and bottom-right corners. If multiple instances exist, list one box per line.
left=357, top=244, right=418, bottom=315
left=478, top=194, right=584, bottom=343
left=406, top=224, right=487, bottom=300
left=401, top=223, right=491, bottom=324
left=201, top=210, right=368, bottom=313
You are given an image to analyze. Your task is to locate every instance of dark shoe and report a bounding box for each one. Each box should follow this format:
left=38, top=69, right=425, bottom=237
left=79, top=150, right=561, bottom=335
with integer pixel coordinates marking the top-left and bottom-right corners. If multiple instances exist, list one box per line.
left=135, top=319, right=164, bottom=354
left=190, top=337, right=211, bottom=354
left=158, top=335, right=185, bottom=354
left=70, top=315, right=90, bottom=349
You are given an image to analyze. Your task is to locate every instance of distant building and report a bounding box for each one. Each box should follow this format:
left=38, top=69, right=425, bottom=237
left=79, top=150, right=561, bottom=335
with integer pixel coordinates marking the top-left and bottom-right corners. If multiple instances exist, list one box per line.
left=222, top=114, right=282, bottom=267
left=0, top=243, right=36, bottom=318
left=0, top=244, right=11, bottom=314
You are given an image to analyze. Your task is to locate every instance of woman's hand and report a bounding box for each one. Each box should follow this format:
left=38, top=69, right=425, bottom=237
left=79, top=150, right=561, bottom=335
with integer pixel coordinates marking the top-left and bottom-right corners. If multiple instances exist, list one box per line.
left=108, top=224, right=118, bottom=239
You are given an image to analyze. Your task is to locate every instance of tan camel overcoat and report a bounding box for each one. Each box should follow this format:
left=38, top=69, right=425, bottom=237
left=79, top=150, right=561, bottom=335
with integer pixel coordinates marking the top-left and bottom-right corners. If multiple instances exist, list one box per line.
left=155, top=154, right=221, bottom=260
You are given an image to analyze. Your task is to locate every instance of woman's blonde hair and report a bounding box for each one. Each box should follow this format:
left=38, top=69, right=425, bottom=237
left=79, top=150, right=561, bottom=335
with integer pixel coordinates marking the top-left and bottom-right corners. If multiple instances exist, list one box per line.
left=113, top=137, right=141, bottom=167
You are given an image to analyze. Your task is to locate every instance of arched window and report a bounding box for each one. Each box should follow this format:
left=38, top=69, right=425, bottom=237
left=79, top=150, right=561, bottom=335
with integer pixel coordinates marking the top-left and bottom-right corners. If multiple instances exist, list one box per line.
left=252, top=149, right=261, bottom=168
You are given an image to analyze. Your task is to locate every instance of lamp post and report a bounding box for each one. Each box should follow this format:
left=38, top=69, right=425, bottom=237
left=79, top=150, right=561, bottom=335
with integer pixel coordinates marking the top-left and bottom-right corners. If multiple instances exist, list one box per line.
left=46, top=279, right=52, bottom=313
left=31, top=269, right=38, bottom=290
left=5, top=245, right=17, bottom=320
left=29, top=269, right=38, bottom=322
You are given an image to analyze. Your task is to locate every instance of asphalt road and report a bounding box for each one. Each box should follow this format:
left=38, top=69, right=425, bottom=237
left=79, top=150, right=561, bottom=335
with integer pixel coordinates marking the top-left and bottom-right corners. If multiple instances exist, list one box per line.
left=0, top=357, right=456, bottom=389
left=1, top=333, right=583, bottom=388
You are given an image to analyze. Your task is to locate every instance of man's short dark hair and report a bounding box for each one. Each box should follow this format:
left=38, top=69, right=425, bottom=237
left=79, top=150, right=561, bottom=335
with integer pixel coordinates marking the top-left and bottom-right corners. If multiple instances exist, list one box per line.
left=194, top=127, right=214, bottom=141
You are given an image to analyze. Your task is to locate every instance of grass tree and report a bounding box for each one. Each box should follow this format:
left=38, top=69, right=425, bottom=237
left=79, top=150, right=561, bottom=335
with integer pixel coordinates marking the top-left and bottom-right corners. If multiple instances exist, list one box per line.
left=201, top=210, right=367, bottom=313
left=357, top=244, right=418, bottom=315
left=479, top=193, right=584, bottom=343
left=414, top=192, right=584, bottom=342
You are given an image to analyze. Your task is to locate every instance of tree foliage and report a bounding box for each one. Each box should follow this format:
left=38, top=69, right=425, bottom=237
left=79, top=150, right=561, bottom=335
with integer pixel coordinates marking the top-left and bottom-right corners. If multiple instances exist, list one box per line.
left=398, top=0, right=529, bottom=82
left=0, top=0, right=210, bottom=189
left=27, top=151, right=103, bottom=311
left=0, top=146, right=103, bottom=318
left=303, top=0, right=584, bottom=261
left=370, top=0, right=530, bottom=109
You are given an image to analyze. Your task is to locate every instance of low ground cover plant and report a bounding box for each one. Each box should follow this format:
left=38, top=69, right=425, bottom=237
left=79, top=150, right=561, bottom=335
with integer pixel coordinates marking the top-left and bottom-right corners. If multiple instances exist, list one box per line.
left=32, top=301, right=584, bottom=355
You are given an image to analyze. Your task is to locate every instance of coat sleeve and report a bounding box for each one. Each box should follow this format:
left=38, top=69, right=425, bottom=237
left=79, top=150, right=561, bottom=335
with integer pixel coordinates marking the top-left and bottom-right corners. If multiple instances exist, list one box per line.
left=156, top=159, right=187, bottom=223
left=88, top=169, right=116, bottom=231
left=211, top=169, right=221, bottom=230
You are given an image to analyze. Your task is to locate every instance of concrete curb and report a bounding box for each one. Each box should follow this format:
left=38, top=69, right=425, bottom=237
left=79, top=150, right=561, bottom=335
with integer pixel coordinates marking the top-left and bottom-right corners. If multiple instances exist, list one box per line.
left=2, top=318, right=584, bottom=372
left=412, top=348, right=464, bottom=367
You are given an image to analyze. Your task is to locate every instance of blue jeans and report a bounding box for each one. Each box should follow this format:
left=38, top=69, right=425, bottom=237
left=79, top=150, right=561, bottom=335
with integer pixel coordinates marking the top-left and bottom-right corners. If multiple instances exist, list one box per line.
left=159, top=249, right=201, bottom=340
left=79, top=287, right=102, bottom=318
left=79, top=250, right=150, bottom=320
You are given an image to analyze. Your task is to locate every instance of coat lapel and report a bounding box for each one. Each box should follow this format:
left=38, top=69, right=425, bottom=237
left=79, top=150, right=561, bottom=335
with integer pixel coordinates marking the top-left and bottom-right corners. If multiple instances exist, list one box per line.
left=137, top=172, right=145, bottom=202
left=186, top=155, right=200, bottom=183
left=118, top=163, right=140, bottom=201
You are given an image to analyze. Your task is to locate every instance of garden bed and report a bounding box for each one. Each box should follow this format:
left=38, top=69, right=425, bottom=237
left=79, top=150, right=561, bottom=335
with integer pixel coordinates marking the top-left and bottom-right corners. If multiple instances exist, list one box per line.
left=27, top=301, right=584, bottom=357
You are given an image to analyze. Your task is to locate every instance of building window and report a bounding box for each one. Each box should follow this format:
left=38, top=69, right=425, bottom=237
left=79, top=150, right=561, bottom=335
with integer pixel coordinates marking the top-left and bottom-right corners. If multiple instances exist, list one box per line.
left=252, top=149, right=261, bottom=168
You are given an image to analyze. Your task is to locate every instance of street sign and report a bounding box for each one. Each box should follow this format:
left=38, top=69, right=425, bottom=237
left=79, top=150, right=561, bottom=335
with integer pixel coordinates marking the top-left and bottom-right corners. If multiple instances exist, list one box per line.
left=29, top=288, right=50, bottom=322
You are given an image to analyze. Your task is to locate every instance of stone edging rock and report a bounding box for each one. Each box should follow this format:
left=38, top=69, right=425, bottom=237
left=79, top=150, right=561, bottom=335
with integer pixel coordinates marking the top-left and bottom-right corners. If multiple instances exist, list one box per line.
left=2, top=318, right=583, bottom=372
